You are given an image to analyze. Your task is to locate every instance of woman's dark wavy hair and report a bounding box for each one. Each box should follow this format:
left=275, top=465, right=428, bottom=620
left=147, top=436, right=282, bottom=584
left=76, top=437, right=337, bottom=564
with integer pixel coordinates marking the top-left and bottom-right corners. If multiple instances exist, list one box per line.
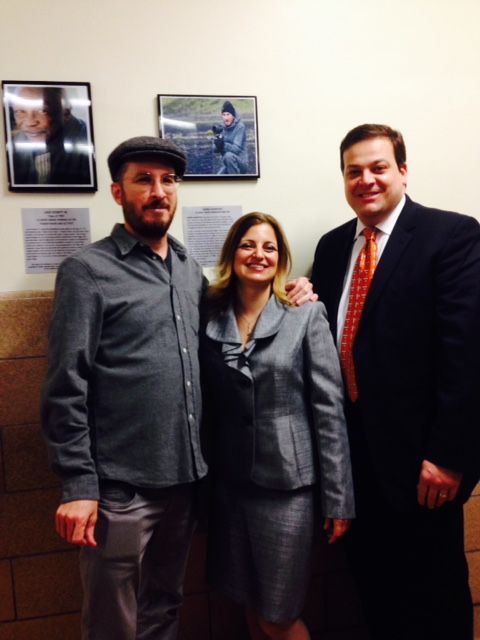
left=207, top=211, right=292, bottom=317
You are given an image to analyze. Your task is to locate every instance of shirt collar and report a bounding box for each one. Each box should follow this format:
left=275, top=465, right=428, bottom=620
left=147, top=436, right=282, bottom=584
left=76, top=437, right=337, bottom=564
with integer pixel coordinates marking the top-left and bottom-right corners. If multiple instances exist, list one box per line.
left=110, top=223, right=188, bottom=260
left=354, top=194, right=406, bottom=240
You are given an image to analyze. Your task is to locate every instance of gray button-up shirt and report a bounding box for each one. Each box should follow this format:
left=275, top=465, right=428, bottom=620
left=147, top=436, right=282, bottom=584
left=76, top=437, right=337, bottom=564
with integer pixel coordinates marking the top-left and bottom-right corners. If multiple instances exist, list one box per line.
left=41, top=224, right=208, bottom=502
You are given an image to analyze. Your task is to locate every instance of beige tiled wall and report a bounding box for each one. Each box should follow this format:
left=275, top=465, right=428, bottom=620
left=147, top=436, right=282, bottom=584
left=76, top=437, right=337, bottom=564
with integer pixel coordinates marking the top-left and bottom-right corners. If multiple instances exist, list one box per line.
left=1, top=291, right=478, bottom=640
left=467, top=490, right=480, bottom=614
left=467, top=486, right=480, bottom=640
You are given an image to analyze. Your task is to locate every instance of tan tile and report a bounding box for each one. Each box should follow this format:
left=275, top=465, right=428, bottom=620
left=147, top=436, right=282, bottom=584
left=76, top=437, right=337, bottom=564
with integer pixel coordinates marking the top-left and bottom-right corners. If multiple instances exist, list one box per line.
left=184, top=530, right=208, bottom=595
left=0, top=293, right=53, bottom=359
left=0, top=436, right=4, bottom=493
left=13, top=551, right=81, bottom=619
left=2, top=423, right=59, bottom=491
left=473, top=482, right=480, bottom=497
left=468, top=551, right=480, bottom=605
left=0, top=358, right=48, bottom=426
left=474, top=604, right=480, bottom=640
left=0, top=488, right=70, bottom=557
left=465, top=496, right=480, bottom=552
left=0, top=613, right=80, bottom=640
left=0, top=560, right=15, bottom=622
left=0, top=291, right=52, bottom=301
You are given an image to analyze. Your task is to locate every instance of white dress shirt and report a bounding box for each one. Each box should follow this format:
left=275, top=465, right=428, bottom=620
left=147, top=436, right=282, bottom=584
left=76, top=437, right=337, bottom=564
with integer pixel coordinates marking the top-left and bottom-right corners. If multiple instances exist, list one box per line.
left=336, top=195, right=406, bottom=346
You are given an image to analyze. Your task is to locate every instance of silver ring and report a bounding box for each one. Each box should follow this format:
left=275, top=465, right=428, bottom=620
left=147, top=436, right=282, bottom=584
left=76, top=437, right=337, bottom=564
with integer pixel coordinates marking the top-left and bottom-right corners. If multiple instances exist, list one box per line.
left=439, top=492, right=448, bottom=498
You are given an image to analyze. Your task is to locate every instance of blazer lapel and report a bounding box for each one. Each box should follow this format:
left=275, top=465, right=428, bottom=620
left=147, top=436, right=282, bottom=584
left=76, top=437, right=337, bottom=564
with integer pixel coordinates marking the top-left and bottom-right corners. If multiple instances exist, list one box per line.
left=205, top=307, right=253, bottom=381
left=205, top=304, right=240, bottom=344
left=254, top=296, right=287, bottom=339
left=205, top=296, right=286, bottom=382
left=362, top=197, right=417, bottom=319
left=205, top=296, right=286, bottom=344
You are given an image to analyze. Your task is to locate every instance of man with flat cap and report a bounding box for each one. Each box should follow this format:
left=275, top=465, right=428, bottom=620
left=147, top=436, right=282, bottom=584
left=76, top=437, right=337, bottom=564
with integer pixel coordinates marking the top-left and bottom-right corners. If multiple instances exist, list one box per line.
left=41, top=136, right=311, bottom=640
left=41, top=136, right=203, bottom=640
left=213, top=100, right=248, bottom=174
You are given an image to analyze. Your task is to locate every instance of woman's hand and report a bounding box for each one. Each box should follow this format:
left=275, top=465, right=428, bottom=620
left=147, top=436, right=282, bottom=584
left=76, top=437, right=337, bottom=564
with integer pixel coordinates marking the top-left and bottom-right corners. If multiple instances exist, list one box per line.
left=323, top=517, right=351, bottom=544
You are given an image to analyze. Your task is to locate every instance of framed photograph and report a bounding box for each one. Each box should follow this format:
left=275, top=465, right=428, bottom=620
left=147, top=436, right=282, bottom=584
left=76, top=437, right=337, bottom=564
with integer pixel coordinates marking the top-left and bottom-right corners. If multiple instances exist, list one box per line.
left=2, top=81, right=97, bottom=192
left=158, top=94, right=259, bottom=180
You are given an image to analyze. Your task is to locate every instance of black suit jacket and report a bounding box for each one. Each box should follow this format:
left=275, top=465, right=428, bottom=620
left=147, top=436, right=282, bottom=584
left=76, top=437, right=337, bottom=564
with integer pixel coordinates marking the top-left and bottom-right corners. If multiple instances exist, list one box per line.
left=312, top=196, right=480, bottom=509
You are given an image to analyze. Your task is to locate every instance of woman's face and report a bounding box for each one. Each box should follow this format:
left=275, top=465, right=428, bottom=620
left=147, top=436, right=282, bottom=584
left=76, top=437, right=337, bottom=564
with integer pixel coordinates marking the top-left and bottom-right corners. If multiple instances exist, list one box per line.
left=233, top=222, right=279, bottom=287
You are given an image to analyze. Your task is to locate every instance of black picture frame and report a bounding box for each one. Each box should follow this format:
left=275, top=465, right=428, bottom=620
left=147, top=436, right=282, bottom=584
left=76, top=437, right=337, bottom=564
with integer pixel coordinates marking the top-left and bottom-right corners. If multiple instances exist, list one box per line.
left=2, top=81, right=97, bottom=192
left=158, top=94, right=259, bottom=180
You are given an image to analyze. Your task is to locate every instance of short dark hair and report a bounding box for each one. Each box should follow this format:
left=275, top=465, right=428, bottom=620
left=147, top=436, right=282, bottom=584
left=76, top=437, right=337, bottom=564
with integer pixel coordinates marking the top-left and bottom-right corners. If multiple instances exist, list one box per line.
left=340, top=124, right=406, bottom=172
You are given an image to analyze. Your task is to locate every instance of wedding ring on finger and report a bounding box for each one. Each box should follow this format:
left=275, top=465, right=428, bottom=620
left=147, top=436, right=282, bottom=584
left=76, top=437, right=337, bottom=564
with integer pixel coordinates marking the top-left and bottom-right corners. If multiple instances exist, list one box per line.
left=439, top=491, right=448, bottom=499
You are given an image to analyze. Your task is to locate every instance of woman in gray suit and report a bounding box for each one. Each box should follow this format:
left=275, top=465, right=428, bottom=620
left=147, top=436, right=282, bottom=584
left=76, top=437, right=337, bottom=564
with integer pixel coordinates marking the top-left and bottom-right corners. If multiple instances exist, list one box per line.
left=201, top=212, right=354, bottom=640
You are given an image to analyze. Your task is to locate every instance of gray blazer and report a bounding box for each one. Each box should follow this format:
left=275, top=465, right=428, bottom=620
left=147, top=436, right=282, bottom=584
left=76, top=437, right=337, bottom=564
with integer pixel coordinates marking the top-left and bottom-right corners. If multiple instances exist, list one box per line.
left=202, top=296, right=354, bottom=519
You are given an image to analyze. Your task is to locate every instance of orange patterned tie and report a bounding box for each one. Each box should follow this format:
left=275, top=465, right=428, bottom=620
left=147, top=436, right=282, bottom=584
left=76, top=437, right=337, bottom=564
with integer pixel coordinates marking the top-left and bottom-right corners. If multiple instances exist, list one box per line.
left=340, top=227, right=377, bottom=402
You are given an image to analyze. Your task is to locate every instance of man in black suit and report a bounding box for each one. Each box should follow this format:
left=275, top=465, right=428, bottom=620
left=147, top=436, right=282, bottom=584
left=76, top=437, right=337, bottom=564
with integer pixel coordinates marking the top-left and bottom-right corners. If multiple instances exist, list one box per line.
left=312, top=123, right=480, bottom=640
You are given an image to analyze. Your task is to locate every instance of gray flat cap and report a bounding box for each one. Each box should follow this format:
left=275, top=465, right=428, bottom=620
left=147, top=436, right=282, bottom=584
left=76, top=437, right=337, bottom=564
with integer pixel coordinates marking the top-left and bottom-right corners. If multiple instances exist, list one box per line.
left=108, top=136, right=187, bottom=180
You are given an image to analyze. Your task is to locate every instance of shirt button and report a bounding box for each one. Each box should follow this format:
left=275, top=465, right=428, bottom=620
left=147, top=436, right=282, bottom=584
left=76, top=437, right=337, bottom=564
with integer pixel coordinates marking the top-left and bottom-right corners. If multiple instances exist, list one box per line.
left=182, top=347, right=187, bottom=353
left=176, top=314, right=181, bottom=320
left=186, top=380, right=191, bottom=387
left=188, top=413, right=194, bottom=421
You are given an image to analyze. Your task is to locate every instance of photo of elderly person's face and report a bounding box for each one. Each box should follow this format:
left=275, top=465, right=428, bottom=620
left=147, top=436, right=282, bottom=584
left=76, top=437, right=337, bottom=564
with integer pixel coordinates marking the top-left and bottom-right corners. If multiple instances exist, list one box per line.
left=13, top=86, right=66, bottom=144
left=3, top=81, right=98, bottom=191
left=221, top=111, right=235, bottom=127
left=13, top=87, right=53, bottom=142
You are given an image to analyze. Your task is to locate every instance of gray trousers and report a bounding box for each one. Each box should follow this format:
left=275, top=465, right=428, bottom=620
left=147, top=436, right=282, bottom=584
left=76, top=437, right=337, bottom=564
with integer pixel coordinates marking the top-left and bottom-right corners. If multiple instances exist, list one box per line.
left=80, top=482, right=196, bottom=640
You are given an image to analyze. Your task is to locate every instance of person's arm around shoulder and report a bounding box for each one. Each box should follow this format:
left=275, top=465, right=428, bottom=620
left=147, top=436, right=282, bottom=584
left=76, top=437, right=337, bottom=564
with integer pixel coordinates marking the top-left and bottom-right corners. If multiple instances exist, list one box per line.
left=285, top=276, right=318, bottom=305
left=303, top=302, right=354, bottom=539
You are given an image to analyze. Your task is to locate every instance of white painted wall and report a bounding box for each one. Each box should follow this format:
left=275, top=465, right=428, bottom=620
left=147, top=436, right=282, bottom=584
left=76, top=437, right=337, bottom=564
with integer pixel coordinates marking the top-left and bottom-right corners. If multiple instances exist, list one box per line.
left=1, top=0, right=479, bottom=291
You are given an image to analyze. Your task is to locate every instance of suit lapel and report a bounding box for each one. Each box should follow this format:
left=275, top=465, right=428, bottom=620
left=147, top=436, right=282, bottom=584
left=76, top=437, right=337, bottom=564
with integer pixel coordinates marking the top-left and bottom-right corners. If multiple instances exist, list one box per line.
left=328, top=221, right=357, bottom=340
left=361, top=197, right=417, bottom=320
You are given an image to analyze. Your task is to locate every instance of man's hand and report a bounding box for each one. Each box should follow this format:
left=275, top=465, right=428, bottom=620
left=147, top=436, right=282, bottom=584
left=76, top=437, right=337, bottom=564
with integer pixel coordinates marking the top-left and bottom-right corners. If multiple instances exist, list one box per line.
left=323, top=517, right=351, bottom=544
left=55, top=500, right=98, bottom=547
left=213, top=136, right=224, bottom=154
left=285, top=277, right=318, bottom=306
left=417, top=459, right=463, bottom=509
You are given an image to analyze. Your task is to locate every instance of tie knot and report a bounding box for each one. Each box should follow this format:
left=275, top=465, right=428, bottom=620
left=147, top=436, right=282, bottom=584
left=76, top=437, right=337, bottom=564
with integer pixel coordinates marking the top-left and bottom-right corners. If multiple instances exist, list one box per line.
left=363, top=227, right=376, bottom=241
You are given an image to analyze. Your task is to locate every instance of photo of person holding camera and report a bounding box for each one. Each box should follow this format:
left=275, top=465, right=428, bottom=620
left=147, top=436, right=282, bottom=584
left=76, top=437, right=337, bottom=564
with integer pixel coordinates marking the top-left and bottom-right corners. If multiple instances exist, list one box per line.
left=212, top=100, right=248, bottom=175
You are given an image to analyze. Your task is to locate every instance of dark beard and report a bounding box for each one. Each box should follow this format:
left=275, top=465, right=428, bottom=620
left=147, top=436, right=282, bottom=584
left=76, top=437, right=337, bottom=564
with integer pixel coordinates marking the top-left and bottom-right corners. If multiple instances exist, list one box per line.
left=122, top=199, right=175, bottom=240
